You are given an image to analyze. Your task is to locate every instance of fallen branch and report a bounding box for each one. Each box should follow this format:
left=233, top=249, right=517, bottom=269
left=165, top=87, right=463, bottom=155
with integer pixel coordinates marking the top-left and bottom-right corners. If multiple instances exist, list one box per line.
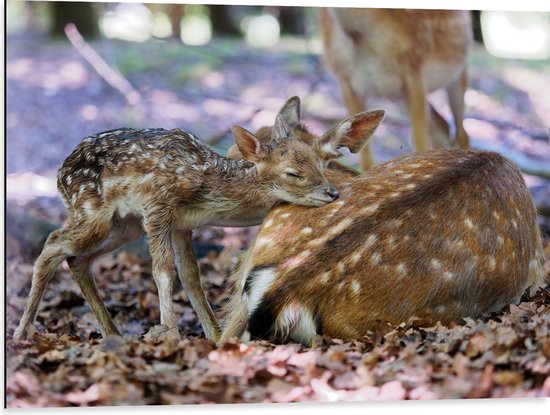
left=64, top=23, right=141, bottom=106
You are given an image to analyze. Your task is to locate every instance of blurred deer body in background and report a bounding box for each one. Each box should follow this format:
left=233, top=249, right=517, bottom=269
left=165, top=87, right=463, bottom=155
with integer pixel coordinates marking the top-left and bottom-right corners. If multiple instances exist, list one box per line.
left=321, top=8, right=472, bottom=169
left=221, top=149, right=546, bottom=345
left=13, top=97, right=384, bottom=342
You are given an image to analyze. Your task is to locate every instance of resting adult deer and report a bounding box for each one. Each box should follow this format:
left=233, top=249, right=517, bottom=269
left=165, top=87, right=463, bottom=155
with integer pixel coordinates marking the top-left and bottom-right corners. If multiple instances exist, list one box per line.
left=13, top=97, right=383, bottom=342
left=320, top=8, right=472, bottom=169
left=221, top=148, right=546, bottom=345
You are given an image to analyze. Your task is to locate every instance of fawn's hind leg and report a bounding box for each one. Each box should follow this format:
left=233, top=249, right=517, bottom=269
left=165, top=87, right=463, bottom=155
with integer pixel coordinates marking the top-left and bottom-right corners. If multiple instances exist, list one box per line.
left=67, top=217, right=143, bottom=337
left=172, top=229, right=220, bottom=341
left=13, top=227, right=75, bottom=340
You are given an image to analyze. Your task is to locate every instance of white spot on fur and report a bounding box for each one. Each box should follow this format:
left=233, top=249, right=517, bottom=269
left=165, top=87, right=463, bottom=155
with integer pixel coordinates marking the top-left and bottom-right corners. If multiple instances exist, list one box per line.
left=389, top=192, right=401, bottom=198
left=511, top=220, right=518, bottom=229
left=281, top=212, right=291, bottom=219
left=319, top=272, right=330, bottom=284
left=364, top=234, right=378, bottom=249
left=301, top=227, right=313, bottom=234
left=256, top=236, right=273, bottom=249
left=397, top=263, right=407, bottom=275
left=487, top=257, right=496, bottom=271
left=391, top=219, right=403, bottom=228
left=497, top=235, right=504, bottom=246
left=331, top=217, right=353, bottom=236
left=422, top=174, right=432, bottom=179
left=454, top=239, right=465, bottom=249
left=283, top=250, right=311, bottom=269
left=442, top=272, right=454, bottom=279
left=431, top=259, right=442, bottom=271
left=404, top=183, right=417, bottom=190
left=337, top=261, right=346, bottom=273
left=351, top=280, right=361, bottom=294
left=464, top=218, right=475, bottom=229
left=246, top=267, right=276, bottom=316
left=361, top=203, right=379, bottom=215
left=308, top=217, right=353, bottom=247
left=493, top=211, right=500, bottom=221
left=350, top=251, right=362, bottom=265
left=264, top=218, right=274, bottom=228
left=371, top=252, right=382, bottom=265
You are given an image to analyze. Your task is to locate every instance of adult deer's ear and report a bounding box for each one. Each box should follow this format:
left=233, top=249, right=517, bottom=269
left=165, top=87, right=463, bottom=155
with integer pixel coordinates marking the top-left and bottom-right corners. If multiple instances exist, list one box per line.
left=318, top=109, right=385, bottom=157
left=231, top=126, right=267, bottom=162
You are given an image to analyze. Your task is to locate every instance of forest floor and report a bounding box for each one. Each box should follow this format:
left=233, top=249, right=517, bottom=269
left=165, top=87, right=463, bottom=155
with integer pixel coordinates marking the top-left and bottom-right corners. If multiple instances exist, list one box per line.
left=5, top=31, right=550, bottom=406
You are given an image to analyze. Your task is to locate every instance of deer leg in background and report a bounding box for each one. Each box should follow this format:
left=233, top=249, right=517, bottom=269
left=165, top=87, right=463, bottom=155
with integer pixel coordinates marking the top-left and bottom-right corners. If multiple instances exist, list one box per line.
left=172, top=229, right=221, bottom=341
left=405, top=71, right=431, bottom=152
left=145, top=211, right=180, bottom=340
left=66, top=218, right=143, bottom=337
left=13, top=227, right=73, bottom=340
left=447, top=67, right=470, bottom=149
left=428, top=103, right=452, bottom=149
left=339, top=77, right=373, bottom=170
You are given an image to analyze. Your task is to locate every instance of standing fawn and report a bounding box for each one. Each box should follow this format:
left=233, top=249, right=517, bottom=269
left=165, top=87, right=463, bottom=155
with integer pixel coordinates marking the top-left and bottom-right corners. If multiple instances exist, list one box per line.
left=13, top=97, right=383, bottom=342
left=221, top=149, right=546, bottom=345
left=320, top=8, right=472, bottom=169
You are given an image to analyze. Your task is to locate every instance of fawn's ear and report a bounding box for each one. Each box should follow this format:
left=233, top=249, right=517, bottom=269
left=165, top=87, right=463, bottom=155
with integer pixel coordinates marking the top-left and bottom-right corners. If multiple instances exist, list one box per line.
left=231, top=126, right=267, bottom=162
left=272, top=96, right=301, bottom=140
left=318, top=109, right=385, bottom=157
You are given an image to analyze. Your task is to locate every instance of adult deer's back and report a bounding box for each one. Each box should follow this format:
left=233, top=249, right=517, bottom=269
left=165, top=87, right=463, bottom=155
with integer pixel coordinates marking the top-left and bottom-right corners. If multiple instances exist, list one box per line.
left=221, top=149, right=546, bottom=345
left=320, top=8, right=472, bottom=169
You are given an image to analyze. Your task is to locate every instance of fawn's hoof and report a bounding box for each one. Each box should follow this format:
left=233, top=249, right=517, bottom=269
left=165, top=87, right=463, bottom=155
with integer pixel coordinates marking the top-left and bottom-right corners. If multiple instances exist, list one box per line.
left=13, top=324, right=37, bottom=341
left=143, top=324, right=181, bottom=342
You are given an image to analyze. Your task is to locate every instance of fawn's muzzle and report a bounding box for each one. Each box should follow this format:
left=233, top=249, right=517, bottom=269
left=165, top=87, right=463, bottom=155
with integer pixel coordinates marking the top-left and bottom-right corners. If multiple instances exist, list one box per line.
left=324, top=186, right=339, bottom=201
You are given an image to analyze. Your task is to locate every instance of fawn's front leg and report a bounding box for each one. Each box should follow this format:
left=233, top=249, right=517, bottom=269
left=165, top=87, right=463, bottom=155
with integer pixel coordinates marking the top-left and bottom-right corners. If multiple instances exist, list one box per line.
left=145, top=212, right=180, bottom=341
left=171, top=229, right=221, bottom=342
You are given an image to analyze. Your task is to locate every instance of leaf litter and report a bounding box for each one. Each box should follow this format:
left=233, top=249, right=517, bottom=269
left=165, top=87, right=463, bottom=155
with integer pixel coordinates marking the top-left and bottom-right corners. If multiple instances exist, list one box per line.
left=6, top=222, right=550, bottom=406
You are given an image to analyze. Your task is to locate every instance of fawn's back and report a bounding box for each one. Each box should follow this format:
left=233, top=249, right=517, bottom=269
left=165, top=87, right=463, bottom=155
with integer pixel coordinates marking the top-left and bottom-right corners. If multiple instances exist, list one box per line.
left=225, top=149, right=546, bottom=344
left=57, top=128, right=243, bottom=223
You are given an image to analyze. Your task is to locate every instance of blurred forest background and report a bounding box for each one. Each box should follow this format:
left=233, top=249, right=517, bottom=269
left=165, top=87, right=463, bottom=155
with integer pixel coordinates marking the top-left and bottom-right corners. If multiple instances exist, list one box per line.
left=5, top=1, right=550, bottom=405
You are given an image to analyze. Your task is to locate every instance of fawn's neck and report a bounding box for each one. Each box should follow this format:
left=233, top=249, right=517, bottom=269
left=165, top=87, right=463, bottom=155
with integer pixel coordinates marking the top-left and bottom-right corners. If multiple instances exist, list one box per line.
left=184, top=156, right=279, bottom=227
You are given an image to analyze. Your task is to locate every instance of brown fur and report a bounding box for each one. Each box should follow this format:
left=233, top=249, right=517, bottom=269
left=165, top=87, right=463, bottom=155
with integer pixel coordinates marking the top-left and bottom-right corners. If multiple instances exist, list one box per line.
left=320, top=8, right=472, bottom=169
left=13, top=97, right=384, bottom=342
left=221, top=149, right=546, bottom=345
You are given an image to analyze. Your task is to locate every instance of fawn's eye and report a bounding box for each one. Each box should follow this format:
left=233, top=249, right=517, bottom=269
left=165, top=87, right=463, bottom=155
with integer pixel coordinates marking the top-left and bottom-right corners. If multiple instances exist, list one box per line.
left=285, top=171, right=302, bottom=179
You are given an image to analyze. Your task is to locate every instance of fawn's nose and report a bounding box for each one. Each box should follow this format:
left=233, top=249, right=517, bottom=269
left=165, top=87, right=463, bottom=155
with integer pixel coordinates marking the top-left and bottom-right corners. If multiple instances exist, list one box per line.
left=325, top=186, right=340, bottom=201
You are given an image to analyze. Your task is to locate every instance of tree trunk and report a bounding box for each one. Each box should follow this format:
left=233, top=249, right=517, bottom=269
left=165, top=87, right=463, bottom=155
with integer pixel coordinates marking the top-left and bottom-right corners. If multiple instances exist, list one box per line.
left=278, top=7, right=306, bottom=35
left=208, top=5, right=241, bottom=37
left=51, top=1, right=98, bottom=39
